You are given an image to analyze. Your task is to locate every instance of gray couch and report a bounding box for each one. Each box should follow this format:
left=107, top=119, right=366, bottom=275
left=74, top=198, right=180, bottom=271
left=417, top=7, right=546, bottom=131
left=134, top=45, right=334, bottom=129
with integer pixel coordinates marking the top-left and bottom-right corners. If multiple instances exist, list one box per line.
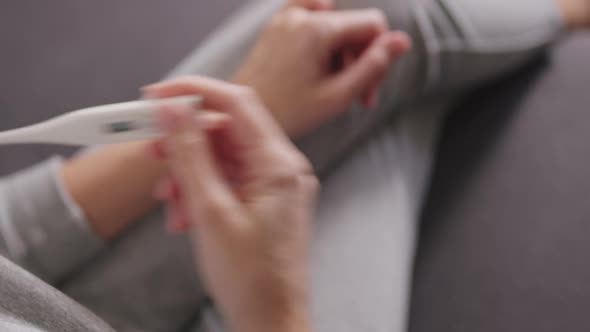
left=411, top=34, right=590, bottom=332
left=2, top=2, right=590, bottom=331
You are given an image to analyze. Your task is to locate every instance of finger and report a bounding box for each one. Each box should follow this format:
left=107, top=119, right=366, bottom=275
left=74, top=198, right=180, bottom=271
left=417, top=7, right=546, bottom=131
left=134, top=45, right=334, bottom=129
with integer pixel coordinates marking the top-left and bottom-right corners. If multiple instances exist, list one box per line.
left=328, top=31, right=410, bottom=102
left=321, top=9, right=390, bottom=48
left=148, top=111, right=230, bottom=161
left=157, top=177, right=191, bottom=233
left=146, top=111, right=231, bottom=160
left=156, top=104, right=239, bottom=222
left=147, top=76, right=287, bottom=145
left=143, top=76, right=241, bottom=109
left=145, top=77, right=252, bottom=122
left=285, top=0, right=333, bottom=10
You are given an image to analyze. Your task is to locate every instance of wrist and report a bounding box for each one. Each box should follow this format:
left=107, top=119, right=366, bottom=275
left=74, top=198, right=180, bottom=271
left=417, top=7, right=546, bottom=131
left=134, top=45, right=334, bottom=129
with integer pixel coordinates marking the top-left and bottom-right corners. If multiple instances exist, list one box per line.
left=231, top=77, right=297, bottom=139
left=224, top=274, right=312, bottom=332
left=229, top=302, right=312, bottom=332
left=62, top=140, right=168, bottom=241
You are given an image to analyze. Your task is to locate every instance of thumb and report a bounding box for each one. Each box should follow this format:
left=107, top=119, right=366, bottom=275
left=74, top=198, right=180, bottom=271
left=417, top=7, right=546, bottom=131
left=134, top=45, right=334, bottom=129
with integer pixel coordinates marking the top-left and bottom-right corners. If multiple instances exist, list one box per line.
left=328, top=31, right=411, bottom=103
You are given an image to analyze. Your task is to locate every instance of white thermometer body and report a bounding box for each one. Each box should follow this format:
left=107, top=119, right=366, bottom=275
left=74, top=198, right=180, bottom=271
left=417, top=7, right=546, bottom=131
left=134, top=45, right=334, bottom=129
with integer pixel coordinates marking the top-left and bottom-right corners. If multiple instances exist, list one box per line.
left=0, top=96, right=201, bottom=146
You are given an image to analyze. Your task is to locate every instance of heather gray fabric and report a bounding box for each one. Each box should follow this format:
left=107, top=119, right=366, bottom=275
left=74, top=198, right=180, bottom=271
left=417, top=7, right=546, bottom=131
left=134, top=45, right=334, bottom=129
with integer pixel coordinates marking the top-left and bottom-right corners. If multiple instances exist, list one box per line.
left=0, top=0, right=567, bottom=331
left=0, top=159, right=112, bottom=331
left=0, top=158, right=104, bottom=283
left=0, top=254, right=113, bottom=332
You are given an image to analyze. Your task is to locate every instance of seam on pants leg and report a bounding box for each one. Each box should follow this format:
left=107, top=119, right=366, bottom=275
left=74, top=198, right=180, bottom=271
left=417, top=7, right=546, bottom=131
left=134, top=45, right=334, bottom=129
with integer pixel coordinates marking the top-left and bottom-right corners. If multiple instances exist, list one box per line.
left=413, top=2, right=442, bottom=93
left=439, top=0, right=566, bottom=53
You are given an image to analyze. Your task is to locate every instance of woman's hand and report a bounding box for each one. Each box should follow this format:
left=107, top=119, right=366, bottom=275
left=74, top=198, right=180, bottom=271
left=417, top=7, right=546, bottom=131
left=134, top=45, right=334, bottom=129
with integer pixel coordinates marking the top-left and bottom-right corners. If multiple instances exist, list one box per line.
left=145, top=77, right=318, bottom=332
left=234, top=0, right=411, bottom=137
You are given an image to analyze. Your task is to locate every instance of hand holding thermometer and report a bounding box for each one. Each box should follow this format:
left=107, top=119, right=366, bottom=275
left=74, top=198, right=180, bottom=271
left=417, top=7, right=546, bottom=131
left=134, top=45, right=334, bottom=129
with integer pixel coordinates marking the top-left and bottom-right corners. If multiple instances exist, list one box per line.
left=0, top=96, right=202, bottom=146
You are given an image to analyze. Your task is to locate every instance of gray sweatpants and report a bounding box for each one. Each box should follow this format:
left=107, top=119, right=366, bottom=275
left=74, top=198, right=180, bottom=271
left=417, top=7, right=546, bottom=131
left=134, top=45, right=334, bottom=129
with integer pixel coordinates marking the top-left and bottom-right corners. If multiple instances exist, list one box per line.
left=53, top=1, right=563, bottom=331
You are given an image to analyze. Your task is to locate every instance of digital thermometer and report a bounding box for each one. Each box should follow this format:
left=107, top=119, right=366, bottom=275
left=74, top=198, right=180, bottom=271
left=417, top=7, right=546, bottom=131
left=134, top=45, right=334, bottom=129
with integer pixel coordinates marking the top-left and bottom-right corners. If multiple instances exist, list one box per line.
left=0, top=96, right=202, bottom=146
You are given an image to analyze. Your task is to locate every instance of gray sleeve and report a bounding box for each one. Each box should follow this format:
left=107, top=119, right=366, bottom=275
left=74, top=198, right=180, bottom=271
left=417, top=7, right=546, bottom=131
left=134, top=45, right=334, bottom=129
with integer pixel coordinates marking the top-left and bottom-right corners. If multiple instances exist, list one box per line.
left=0, top=157, right=104, bottom=283
left=0, top=254, right=114, bottom=332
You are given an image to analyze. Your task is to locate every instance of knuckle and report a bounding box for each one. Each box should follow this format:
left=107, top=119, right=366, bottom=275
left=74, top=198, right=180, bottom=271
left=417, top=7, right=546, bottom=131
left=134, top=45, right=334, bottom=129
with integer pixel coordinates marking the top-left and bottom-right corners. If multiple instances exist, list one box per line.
left=271, top=170, right=316, bottom=195
left=272, top=8, right=332, bottom=45
left=291, top=155, right=314, bottom=176
left=276, top=145, right=314, bottom=173
left=301, top=173, right=320, bottom=196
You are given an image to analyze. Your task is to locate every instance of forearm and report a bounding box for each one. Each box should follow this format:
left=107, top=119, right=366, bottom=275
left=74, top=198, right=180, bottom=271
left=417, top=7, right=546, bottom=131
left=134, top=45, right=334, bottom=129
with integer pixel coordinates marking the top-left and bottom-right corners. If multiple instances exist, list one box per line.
left=61, top=141, right=166, bottom=241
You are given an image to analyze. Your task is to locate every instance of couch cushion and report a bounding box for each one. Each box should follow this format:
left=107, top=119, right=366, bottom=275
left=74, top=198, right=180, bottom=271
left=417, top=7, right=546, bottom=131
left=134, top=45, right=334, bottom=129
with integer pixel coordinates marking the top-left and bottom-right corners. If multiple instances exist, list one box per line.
left=411, top=33, right=590, bottom=332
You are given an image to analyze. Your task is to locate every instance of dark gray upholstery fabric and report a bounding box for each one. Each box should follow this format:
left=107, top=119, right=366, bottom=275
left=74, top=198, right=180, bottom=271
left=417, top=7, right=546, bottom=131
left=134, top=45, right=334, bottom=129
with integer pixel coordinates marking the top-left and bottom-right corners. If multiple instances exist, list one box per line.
left=2, top=2, right=590, bottom=331
left=411, top=33, right=590, bottom=332
left=0, top=0, right=241, bottom=174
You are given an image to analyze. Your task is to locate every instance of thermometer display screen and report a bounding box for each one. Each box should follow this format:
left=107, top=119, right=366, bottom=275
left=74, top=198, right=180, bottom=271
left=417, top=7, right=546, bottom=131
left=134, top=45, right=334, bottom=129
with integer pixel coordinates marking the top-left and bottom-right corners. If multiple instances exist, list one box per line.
left=107, top=121, right=137, bottom=133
